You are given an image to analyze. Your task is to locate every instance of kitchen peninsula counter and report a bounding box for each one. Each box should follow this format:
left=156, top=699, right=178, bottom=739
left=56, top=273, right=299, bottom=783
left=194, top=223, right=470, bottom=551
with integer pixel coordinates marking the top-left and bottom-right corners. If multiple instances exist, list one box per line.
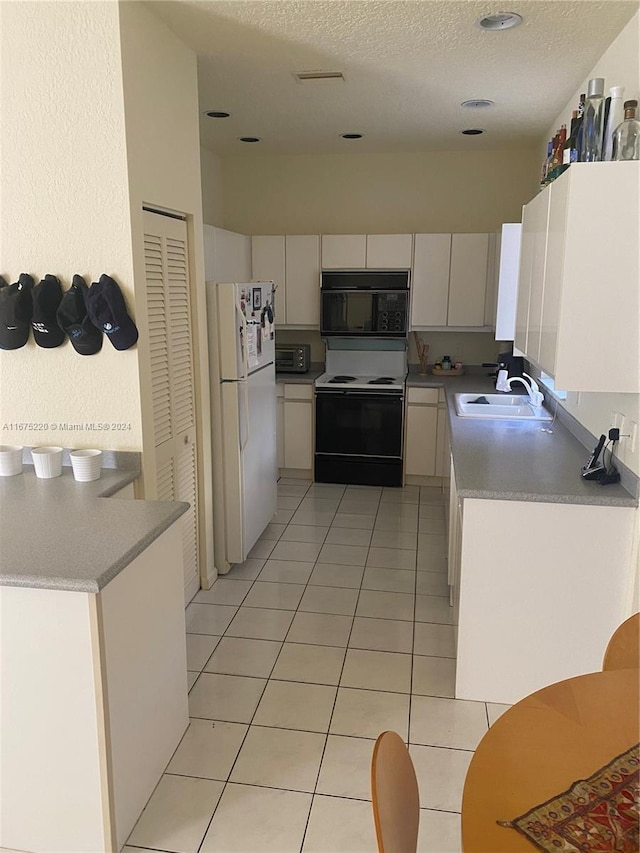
left=0, top=465, right=190, bottom=853
left=0, top=465, right=188, bottom=592
left=412, top=371, right=639, bottom=708
left=407, top=370, right=637, bottom=507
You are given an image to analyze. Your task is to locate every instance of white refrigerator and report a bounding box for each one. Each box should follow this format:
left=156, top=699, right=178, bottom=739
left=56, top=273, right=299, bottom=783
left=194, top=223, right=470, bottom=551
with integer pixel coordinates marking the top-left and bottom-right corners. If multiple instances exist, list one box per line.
left=207, top=281, right=277, bottom=567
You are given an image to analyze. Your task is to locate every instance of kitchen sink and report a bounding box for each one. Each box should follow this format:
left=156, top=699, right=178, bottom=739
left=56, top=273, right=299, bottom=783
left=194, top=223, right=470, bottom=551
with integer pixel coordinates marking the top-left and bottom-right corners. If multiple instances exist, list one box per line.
left=455, top=393, right=553, bottom=421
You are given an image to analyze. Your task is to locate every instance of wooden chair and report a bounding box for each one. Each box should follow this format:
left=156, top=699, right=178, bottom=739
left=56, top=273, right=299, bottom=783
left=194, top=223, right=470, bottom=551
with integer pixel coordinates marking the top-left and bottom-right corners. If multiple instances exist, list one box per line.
left=371, top=731, right=420, bottom=853
left=602, top=612, right=640, bottom=671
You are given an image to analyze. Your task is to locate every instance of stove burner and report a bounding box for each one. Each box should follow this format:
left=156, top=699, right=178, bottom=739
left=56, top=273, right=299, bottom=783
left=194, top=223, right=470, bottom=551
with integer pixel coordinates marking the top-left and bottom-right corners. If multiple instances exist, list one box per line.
left=329, top=375, right=357, bottom=383
left=368, top=377, right=395, bottom=384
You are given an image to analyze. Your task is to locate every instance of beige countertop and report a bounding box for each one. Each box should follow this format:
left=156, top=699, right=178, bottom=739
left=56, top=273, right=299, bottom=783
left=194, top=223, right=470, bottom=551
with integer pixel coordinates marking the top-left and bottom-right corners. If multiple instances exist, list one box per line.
left=0, top=466, right=188, bottom=593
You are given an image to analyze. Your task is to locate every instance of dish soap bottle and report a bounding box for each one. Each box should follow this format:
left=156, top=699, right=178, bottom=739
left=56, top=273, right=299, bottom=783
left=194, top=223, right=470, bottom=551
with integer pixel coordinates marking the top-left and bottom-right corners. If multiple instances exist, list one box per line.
left=441, top=355, right=452, bottom=371
left=612, top=100, right=640, bottom=161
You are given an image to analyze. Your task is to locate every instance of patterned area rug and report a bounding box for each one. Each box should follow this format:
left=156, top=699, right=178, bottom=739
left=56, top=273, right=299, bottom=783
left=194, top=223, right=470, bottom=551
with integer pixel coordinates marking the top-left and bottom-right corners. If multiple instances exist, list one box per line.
left=498, top=742, right=640, bottom=852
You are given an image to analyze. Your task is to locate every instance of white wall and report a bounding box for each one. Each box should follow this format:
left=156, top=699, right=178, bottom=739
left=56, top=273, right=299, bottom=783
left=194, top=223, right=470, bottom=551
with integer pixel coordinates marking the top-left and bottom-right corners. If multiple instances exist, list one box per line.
left=541, top=11, right=640, bottom=478
left=203, top=148, right=538, bottom=368
left=201, top=148, right=225, bottom=226
left=213, top=148, right=539, bottom=235
left=119, top=0, right=215, bottom=581
left=0, top=1, right=141, bottom=451
left=542, top=11, right=640, bottom=161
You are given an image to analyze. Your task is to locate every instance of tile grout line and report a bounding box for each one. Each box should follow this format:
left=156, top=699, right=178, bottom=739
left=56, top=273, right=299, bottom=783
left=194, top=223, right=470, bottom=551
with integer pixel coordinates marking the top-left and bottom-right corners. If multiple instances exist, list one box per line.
left=276, top=480, right=350, bottom=853
left=177, top=481, right=457, bottom=852
left=298, top=486, right=381, bottom=853
left=193, top=481, right=318, bottom=853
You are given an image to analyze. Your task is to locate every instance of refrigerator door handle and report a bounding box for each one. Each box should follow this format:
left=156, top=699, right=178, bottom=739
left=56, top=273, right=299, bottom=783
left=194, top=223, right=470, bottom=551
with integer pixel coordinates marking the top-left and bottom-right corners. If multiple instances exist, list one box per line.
left=240, top=379, right=250, bottom=451
left=235, top=292, right=249, bottom=381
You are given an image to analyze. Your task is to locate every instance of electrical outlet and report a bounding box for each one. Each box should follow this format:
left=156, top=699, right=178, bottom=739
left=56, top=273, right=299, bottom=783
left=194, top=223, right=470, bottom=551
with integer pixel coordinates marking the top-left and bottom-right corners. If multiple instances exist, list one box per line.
left=610, top=411, right=618, bottom=431
left=630, top=421, right=638, bottom=455
left=619, top=413, right=627, bottom=437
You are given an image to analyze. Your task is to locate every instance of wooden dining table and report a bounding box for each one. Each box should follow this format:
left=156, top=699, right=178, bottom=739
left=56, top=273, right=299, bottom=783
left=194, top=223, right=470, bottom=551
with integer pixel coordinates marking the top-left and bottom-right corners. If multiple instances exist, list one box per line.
left=461, top=667, right=640, bottom=852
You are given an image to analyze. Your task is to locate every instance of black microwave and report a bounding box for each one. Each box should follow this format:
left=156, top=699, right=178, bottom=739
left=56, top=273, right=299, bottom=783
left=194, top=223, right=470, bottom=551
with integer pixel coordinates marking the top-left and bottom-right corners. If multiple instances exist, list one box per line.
left=320, top=270, right=409, bottom=338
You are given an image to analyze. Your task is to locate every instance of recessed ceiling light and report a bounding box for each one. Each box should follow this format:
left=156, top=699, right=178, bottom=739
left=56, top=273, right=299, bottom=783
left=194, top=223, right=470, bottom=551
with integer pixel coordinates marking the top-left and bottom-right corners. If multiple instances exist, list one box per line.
left=239, top=137, right=261, bottom=143
left=205, top=110, right=231, bottom=118
left=341, top=133, right=363, bottom=140
left=460, top=128, right=485, bottom=135
left=461, top=99, right=495, bottom=109
left=477, top=12, right=523, bottom=30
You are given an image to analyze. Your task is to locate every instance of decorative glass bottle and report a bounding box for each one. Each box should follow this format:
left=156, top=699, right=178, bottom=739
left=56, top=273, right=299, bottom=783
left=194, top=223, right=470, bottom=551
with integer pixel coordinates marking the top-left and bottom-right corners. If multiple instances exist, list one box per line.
left=612, top=100, right=640, bottom=161
left=574, top=93, right=586, bottom=162
left=603, top=86, right=625, bottom=161
left=563, top=111, right=579, bottom=164
left=579, top=78, right=606, bottom=162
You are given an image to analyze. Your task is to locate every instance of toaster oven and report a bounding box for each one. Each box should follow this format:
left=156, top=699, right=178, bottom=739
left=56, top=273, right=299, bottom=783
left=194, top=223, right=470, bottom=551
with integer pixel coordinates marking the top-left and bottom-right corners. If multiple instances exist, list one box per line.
left=275, top=344, right=311, bottom=373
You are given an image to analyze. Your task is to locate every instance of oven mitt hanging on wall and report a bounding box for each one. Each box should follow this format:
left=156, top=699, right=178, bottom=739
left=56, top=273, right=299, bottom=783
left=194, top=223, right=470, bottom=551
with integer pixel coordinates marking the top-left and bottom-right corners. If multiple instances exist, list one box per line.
left=32, top=274, right=65, bottom=347
left=0, top=273, right=34, bottom=350
left=86, top=274, right=138, bottom=350
left=57, top=275, right=103, bottom=355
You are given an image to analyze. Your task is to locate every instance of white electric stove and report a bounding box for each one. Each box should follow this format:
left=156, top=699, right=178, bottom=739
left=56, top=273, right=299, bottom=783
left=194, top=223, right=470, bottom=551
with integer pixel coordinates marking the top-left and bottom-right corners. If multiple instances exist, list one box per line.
left=315, top=349, right=407, bottom=394
left=315, top=373, right=406, bottom=391
left=314, top=348, right=407, bottom=486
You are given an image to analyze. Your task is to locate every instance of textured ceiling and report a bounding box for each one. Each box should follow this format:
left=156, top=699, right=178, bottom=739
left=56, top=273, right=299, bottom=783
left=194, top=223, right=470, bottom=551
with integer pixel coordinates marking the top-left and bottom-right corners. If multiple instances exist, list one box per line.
left=149, top=0, right=639, bottom=155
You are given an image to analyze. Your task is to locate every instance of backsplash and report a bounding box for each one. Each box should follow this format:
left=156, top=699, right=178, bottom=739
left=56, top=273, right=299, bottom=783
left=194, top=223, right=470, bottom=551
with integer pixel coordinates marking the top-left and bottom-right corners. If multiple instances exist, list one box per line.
left=408, top=331, right=504, bottom=368
left=275, top=329, right=326, bottom=362
left=276, top=328, right=505, bottom=369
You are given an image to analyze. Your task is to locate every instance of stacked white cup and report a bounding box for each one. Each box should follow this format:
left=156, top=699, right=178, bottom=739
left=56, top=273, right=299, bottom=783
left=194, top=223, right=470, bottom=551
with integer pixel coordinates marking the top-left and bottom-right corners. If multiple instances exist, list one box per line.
left=31, top=446, right=64, bottom=478
left=69, top=449, right=102, bottom=482
left=0, top=445, right=24, bottom=476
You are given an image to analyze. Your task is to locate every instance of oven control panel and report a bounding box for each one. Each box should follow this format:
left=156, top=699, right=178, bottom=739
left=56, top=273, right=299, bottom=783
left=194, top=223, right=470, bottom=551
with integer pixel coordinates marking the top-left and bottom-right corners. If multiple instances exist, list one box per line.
left=375, top=292, right=407, bottom=333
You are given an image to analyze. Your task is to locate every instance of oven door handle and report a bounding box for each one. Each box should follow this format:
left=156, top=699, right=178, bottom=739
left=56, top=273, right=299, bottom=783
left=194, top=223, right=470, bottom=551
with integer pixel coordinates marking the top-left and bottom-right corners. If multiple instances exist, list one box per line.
left=315, top=390, right=404, bottom=400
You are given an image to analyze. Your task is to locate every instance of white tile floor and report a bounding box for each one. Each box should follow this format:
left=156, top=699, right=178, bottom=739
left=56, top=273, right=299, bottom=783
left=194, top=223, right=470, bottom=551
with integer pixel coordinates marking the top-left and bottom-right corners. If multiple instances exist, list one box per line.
left=127, top=481, right=511, bottom=853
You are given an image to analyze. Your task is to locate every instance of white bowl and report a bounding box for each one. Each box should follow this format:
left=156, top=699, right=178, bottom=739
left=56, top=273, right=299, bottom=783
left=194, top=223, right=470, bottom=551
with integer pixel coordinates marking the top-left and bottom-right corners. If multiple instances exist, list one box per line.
left=0, top=445, right=23, bottom=476
left=70, top=449, right=102, bottom=482
left=31, top=446, right=63, bottom=479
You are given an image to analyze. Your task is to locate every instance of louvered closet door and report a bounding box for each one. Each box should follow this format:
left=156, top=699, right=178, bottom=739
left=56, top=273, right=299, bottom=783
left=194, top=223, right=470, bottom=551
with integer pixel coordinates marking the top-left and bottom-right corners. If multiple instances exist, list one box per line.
left=143, top=211, right=198, bottom=597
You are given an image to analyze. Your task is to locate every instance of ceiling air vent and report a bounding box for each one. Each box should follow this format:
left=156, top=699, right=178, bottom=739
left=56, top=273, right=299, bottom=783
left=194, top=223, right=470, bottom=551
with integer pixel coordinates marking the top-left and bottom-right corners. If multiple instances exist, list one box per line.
left=294, top=71, right=345, bottom=85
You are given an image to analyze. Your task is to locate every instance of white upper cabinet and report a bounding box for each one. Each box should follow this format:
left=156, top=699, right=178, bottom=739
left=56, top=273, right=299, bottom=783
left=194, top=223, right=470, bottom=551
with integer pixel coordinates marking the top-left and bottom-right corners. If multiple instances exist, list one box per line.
left=204, top=225, right=252, bottom=284
left=515, top=191, right=548, bottom=354
left=321, top=234, right=366, bottom=268
left=411, top=233, right=490, bottom=328
left=284, top=235, right=320, bottom=326
left=516, top=162, right=639, bottom=392
left=494, top=224, right=522, bottom=341
left=483, top=231, right=499, bottom=329
left=252, top=235, right=320, bottom=327
left=411, top=233, right=451, bottom=327
left=366, top=234, right=413, bottom=268
left=252, top=235, right=286, bottom=324
left=448, top=234, right=490, bottom=326
left=321, top=234, right=413, bottom=269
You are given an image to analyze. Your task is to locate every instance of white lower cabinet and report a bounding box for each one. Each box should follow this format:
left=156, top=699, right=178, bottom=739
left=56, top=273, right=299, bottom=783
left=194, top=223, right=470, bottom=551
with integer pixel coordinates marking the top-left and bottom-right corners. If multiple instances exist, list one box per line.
left=404, top=387, right=448, bottom=481
left=0, top=524, right=187, bottom=853
left=276, top=385, right=285, bottom=470
left=447, top=454, right=463, bottom=616
left=278, top=383, right=314, bottom=474
left=448, top=485, right=637, bottom=706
